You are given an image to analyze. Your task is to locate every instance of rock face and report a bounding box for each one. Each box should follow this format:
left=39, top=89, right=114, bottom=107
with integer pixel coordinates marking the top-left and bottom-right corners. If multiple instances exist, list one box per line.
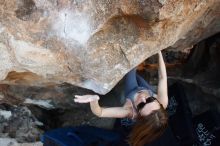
left=0, top=105, right=42, bottom=142
left=142, top=33, right=220, bottom=115
left=0, top=0, right=220, bottom=94
left=0, top=83, right=118, bottom=142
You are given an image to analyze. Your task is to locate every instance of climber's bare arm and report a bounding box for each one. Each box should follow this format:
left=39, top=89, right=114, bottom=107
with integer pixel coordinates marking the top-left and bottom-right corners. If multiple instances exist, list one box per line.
left=90, top=100, right=130, bottom=118
left=157, top=51, right=168, bottom=109
left=74, top=95, right=130, bottom=118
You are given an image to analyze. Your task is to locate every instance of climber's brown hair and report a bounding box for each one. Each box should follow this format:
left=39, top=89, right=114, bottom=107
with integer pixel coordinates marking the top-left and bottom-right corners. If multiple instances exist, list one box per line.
left=128, top=103, right=168, bottom=146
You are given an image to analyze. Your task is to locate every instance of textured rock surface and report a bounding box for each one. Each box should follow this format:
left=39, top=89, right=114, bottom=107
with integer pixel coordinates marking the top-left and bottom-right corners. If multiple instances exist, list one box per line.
left=0, top=0, right=220, bottom=94
left=0, top=83, right=117, bottom=142
left=0, top=138, right=42, bottom=146
left=133, top=33, right=220, bottom=115
left=0, top=105, right=42, bottom=143
left=0, top=33, right=220, bottom=143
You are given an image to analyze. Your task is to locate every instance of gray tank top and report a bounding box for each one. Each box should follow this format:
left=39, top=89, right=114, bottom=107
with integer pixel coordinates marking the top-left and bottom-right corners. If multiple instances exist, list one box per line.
left=127, top=87, right=155, bottom=118
left=127, top=87, right=154, bottom=108
left=120, top=87, right=155, bottom=126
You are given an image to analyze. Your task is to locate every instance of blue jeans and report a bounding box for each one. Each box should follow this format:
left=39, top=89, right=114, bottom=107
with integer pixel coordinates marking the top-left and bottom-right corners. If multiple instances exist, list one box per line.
left=124, top=69, right=154, bottom=99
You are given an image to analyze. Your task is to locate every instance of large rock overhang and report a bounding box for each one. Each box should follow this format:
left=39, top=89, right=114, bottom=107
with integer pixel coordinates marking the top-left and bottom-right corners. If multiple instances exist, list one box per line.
left=0, top=0, right=220, bottom=94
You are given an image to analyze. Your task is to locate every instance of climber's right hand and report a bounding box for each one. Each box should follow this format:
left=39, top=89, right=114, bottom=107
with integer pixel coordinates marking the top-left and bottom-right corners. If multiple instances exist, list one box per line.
left=74, top=95, right=100, bottom=103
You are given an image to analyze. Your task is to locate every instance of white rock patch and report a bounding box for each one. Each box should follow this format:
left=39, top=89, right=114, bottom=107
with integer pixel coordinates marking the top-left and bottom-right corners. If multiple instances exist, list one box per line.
left=0, top=23, right=5, bottom=34
left=0, top=138, right=42, bottom=146
left=82, top=79, right=109, bottom=95
left=24, top=99, right=54, bottom=109
left=52, top=9, right=91, bottom=45
left=0, top=110, right=12, bottom=120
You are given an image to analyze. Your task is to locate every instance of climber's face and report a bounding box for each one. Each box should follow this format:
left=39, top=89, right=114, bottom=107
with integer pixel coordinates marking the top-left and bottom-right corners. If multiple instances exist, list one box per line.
left=136, top=96, right=160, bottom=116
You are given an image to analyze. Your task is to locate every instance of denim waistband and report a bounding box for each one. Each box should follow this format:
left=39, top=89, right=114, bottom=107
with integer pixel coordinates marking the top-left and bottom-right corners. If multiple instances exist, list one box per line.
left=126, top=87, right=154, bottom=101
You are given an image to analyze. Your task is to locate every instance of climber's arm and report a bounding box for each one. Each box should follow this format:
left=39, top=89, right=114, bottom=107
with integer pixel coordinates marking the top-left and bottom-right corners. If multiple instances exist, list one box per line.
left=74, top=95, right=130, bottom=118
left=90, top=100, right=130, bottom=118
left=157, top=51, right=168, bottom=109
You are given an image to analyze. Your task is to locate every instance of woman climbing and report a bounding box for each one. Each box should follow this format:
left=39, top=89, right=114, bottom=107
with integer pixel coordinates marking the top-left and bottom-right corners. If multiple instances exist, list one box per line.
left=74, top=51, right=168, bottom=146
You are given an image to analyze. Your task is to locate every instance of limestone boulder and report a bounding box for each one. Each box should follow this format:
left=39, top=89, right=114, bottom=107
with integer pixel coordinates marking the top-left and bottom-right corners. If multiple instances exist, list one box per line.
left=0, top=0, right=219, bottom=94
